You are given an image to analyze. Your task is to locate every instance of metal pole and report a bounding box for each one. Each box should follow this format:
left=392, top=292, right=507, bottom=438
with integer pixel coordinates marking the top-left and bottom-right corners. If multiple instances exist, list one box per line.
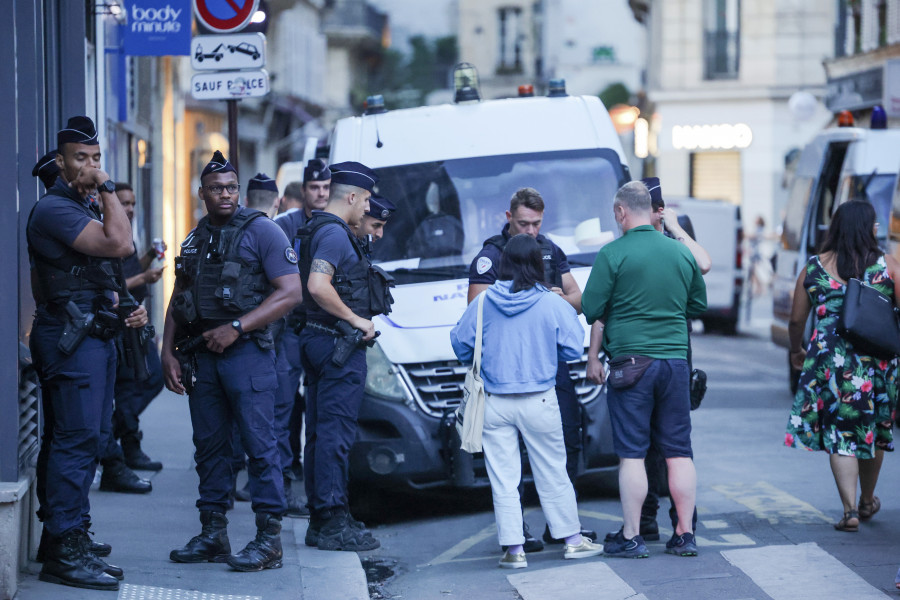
left=227, top=99, right=239, bottom=173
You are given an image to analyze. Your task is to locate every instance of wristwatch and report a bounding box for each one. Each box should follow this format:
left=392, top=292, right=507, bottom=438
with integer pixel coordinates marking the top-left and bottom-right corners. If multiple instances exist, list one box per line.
left=98, top=179, right=116, bottom=194
left=231, top=320, right=244, bottom=336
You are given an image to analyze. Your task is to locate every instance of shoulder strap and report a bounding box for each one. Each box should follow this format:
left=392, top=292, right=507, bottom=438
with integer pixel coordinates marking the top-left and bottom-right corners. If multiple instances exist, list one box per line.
left=473, top=292, right=486, bottom=376
left=483, top=234, right=507, bottom=251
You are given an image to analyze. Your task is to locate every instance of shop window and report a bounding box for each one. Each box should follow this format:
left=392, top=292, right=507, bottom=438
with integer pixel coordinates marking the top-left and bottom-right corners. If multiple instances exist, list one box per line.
left=703, top=0, right=740, bottom=80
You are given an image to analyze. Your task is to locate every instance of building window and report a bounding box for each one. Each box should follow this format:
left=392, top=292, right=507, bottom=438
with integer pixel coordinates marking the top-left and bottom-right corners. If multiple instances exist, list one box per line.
left=703, top=0, right=740, bottom=80
left=851, top=0, right=862, bottom=53
left=497, top=7, right=523, bottom=74
left=878, top=0, right=888, bottom=47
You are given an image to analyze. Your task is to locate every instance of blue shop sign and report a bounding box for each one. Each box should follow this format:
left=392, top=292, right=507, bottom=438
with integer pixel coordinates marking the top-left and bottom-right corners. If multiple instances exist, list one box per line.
left=122, top=0, right=191, bottom=56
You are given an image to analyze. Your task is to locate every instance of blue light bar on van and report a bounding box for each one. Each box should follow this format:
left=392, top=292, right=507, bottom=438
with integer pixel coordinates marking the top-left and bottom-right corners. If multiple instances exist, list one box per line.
left=548, top=79, right=567, bottom=97
left=365, top=95, right=386, bottom=115
left=871, top=105, right=887, bottom=129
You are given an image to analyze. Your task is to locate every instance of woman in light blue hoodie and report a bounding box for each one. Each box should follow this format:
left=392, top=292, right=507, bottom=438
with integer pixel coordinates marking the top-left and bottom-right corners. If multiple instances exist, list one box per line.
left=450, top=234, right=603, bottom=568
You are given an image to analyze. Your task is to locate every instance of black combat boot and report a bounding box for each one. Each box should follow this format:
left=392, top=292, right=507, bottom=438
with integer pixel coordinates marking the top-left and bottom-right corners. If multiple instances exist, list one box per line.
left=317, top=509, right=380, bottom=552
left=76, top=530, right=124, bottom=580
left=121, top=432, right=163, bottom=471
left=169, top=511, right=231, bottom=563
left=37, top=525, right=112, bottom=562
left=99, top=460, right=152, bottom=494
left=226, top=513, right=283, bottom=572
left=38, top=529, right=119, bottom=591
left=284, top=477, right=309, bottom=518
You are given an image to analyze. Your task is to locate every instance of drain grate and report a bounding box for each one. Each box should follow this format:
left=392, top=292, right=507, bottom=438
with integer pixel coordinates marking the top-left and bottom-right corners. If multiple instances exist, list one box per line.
left=118, top=584, right=262, bottom=600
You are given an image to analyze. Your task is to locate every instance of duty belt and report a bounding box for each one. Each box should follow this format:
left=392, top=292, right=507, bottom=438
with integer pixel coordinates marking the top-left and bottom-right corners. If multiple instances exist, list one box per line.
left=306, top=321, right=340, bottom=337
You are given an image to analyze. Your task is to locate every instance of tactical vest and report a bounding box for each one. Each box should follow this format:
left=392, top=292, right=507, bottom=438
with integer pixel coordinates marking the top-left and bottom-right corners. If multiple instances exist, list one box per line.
left=484, top=233, right=562, bottom=287
left=296, top=213, right=394, bottom=321
left=26, top=195, right=121, bottom=307
left=173, top=208, right=274, bottom=347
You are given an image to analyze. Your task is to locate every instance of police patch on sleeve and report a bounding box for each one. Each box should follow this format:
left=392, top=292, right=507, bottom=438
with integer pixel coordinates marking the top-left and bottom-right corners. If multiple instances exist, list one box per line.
left=476, top=256, right=492, bottom=274
left=285, top=247, right=299, bottom=264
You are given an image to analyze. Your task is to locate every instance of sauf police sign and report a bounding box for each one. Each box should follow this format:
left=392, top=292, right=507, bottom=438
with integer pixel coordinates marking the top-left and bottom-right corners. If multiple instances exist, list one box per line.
left=192, top=70, right=270, bottom=100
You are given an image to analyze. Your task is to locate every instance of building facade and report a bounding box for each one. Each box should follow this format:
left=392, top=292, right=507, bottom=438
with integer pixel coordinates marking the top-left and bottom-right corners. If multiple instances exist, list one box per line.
left=634, top=0, right=836, bottom=229
left=458, top=0, right=645, bottom=99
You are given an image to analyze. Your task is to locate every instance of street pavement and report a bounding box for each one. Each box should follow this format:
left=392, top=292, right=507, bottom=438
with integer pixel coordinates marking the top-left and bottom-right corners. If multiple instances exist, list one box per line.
left=359, top=293, right=900, bottom=599
left=15, top=383, right=369, bottom=599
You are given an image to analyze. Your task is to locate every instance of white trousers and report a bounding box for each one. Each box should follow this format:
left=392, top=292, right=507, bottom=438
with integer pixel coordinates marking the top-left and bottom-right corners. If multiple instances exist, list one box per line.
left=481, top=388, right=581, bottom=545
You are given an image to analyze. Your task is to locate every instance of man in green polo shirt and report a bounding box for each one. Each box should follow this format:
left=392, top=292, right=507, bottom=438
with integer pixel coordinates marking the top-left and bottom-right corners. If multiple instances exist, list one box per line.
left=582, top=180, right=706, bottom=559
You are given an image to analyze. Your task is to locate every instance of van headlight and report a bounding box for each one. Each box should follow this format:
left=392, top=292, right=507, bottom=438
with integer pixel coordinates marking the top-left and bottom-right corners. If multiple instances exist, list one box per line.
left=365, top=343, right=413, bottom=402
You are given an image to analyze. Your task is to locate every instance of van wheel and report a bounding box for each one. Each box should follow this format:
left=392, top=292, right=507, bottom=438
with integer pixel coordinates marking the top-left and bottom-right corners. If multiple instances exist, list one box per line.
left=788, top=356, right=800, bottom=396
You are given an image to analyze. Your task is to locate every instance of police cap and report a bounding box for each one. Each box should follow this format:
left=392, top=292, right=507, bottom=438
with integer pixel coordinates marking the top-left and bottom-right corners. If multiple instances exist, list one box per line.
left=201, top=150, right=237, bottom=179
left=303, top=159, right=331, bottom=183
left=366, top=194, right=395, bottom=221
left=58, top=116, right=99, bottom=147
left=329, top=161, right=378, bottom=193
left=247, top=172, right=278, bottom=194
left=32, top=149, right=60, bottom=189
left=641, top=177, right=664, bottom=211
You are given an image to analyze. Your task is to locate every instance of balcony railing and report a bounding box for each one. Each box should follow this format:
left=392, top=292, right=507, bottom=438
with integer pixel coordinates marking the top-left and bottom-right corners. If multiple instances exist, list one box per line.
left=704, top=30, right=740, bottom=80
left=322, top=0, right=386, bottom=45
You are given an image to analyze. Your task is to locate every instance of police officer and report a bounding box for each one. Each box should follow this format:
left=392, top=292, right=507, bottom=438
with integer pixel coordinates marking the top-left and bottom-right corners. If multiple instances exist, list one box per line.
left=244, top=172, right=279, bottom=212
left=272, top=160, right=332, bottom=487
left=466, top=187, right=596, bottom=549
left=356, top=193, right=396, bottom=252
left=273, top=158, right=331, bottom=238
left=297, top=161, right=393, bottom=551
left=161, top=151, right=302, bottom=572
left=111, top=182, right=166, bottom=471
left=28, top=117, right=148, bottom=591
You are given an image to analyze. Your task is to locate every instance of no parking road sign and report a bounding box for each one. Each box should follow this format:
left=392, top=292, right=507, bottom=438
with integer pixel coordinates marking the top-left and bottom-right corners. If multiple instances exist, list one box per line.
left=194, top=0, right=259, bottom=34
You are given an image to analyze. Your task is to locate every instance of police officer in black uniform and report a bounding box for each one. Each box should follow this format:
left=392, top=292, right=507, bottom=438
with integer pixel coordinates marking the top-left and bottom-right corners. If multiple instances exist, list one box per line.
left=28, top=117, right=148, bottom=591
left=161, top=151, right=302, bottom=572
left=297, top=162, right=394, bottom=551
left=467, top=187, right=596, bottom=550
left=274, top=159, right=331, bottom=239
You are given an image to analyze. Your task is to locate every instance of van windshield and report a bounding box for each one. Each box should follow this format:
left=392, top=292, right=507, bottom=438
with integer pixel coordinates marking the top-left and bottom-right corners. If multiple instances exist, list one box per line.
left=845, top=173, right=895, bottom=245
left=370, top=149, right=626, bottom=284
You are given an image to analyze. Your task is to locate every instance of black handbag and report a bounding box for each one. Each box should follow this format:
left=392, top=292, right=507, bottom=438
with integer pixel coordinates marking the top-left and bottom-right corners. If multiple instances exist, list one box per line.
left=838, top=277, right=900, bottom=359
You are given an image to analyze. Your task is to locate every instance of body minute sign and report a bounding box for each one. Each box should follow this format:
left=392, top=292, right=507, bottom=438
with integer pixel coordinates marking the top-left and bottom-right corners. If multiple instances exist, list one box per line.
left=122, top=1, right=191, bottom=56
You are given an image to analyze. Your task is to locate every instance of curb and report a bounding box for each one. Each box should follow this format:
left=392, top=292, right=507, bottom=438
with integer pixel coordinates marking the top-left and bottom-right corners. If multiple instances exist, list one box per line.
left=292, top=519, right=369, bottom=600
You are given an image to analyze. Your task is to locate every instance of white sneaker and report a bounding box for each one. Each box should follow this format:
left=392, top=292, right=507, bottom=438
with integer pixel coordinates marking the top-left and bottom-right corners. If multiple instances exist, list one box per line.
left=564, top=537, right=604, bottom=560
left=499, top=550, right=527, bottom=569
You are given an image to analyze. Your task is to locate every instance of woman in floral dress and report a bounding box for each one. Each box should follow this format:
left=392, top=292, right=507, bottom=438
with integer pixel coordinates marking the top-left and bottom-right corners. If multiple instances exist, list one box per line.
left=785, top=201, right=900, bottom=532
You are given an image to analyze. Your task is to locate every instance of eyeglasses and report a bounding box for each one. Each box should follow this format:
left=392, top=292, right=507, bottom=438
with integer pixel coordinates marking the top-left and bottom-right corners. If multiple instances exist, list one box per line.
left=203, top=183, right=240, bottom=195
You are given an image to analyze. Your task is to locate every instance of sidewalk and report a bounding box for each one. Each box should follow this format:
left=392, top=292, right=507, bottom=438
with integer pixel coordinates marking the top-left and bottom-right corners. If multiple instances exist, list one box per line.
left=15, top=389, right=369, bottom=600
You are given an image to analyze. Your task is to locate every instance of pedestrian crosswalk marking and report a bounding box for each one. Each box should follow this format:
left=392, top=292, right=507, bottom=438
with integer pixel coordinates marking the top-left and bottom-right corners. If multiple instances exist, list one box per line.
left=703, top=519, right=728, bottom=529
left=712, top=480, right=831, bottom=524
left=508, top=562, right=649, bottom=600
left=722, top=543, right=889, bottom=599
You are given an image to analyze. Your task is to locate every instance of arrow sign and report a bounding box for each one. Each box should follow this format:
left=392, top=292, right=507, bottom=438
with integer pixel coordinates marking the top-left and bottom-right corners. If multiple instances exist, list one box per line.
left=194, top=0, right=260, bottom=33
left=192, top=33, right=266, bottom=70
left=191, top=69, right=270, bottom=100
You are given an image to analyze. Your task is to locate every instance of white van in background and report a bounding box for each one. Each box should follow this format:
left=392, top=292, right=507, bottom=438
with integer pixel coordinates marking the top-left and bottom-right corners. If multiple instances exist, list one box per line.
left=772, top=112, right=900, bottom=392
left=307, top=77, right=630, bottom=495
left=666, top=197, right=743, bottom=334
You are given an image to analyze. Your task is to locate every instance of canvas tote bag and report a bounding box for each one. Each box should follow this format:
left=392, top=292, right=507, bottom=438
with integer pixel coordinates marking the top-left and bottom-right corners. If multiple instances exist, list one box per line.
left=455, top=292, right=486, bottom=453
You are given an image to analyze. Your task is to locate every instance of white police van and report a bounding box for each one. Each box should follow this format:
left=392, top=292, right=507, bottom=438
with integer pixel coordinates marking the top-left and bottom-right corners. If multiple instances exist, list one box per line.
left=307, top=72, right=631, bottom=493
left=772, top=109, right=900, bottom=392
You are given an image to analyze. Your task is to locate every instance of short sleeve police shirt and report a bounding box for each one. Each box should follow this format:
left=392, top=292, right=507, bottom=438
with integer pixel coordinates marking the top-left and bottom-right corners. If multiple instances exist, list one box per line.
left=305, top=217, right=361, bottom=323
left=237, top=210, right=300, bottom=281
left=273, top=208, right=307, bottom=244
left=28, top=183, right=97, bottom=261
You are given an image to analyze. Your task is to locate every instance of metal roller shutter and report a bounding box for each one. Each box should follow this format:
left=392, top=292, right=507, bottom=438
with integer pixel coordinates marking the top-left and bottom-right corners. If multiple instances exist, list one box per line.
left=690, top=151, right=742, bottom=205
